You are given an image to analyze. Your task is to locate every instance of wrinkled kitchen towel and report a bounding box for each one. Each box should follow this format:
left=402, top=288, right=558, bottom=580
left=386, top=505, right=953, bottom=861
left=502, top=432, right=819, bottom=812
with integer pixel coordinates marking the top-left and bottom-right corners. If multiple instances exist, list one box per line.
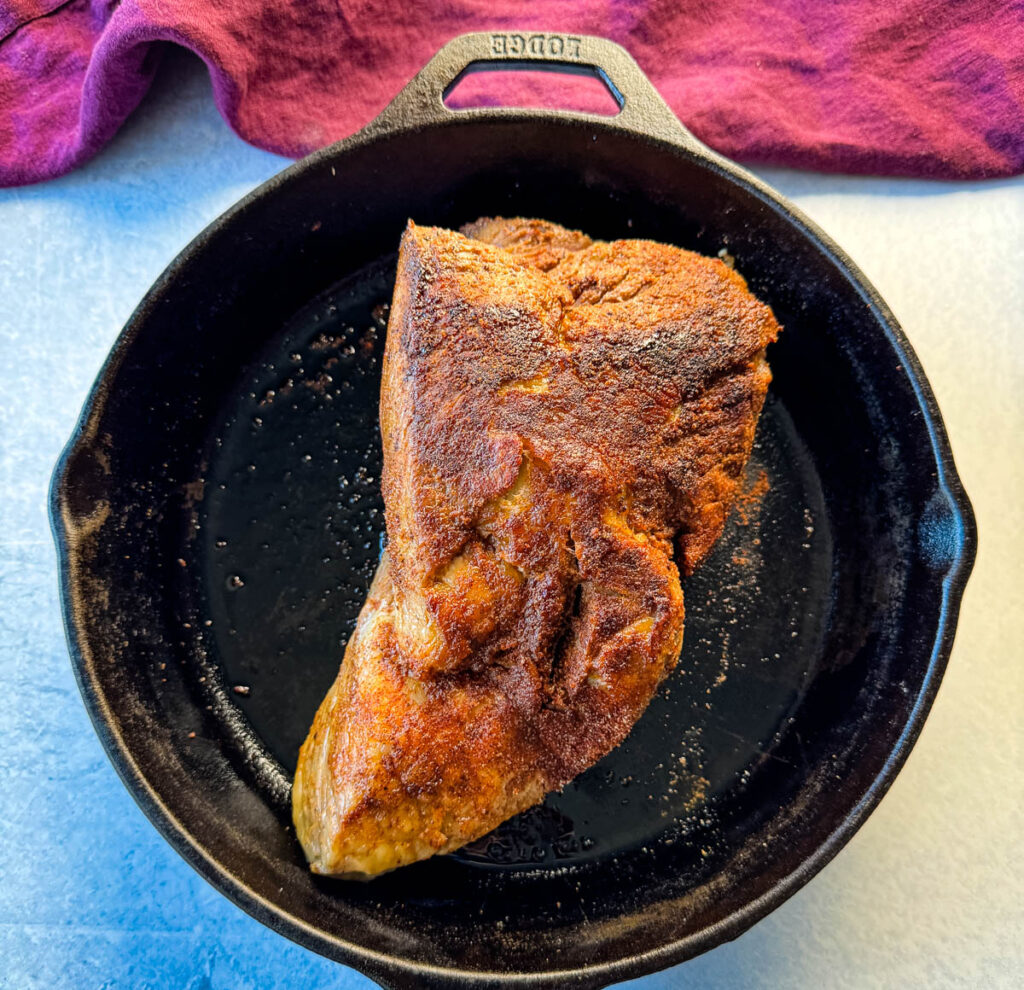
left=1, top=0, right=1022, bottom=187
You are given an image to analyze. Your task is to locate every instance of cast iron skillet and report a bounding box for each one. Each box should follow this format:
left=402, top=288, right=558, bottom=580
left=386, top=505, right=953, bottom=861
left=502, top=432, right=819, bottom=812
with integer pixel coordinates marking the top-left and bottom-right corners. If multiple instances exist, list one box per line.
left=51, top=32, right=976, bottom=990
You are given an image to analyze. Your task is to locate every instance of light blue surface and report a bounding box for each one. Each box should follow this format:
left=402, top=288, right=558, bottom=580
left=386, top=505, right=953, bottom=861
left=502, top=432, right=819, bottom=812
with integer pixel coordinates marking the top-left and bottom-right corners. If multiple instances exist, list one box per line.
left=1, top=49, right=1021, bottom=990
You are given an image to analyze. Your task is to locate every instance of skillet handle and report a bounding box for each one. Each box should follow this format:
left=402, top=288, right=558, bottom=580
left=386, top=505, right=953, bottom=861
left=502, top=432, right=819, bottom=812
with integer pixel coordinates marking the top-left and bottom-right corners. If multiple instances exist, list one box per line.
left=365, top=30, right=704, bottom=150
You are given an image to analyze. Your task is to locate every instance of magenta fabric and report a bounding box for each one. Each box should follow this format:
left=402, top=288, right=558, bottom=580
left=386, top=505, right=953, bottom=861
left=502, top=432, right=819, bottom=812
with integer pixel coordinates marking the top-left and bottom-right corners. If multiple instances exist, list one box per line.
left=1, top=0, right=1022, bottom=187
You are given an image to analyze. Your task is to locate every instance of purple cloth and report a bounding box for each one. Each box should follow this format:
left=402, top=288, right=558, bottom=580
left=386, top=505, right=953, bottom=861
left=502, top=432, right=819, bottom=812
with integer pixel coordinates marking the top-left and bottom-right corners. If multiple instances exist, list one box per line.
left=1, top=0, right=1022, bottom=187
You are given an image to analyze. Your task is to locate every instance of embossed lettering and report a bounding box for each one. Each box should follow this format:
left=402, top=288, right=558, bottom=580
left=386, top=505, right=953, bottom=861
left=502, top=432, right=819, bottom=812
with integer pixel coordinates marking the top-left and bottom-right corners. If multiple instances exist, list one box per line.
left=488, top=33, right=585, bottom=61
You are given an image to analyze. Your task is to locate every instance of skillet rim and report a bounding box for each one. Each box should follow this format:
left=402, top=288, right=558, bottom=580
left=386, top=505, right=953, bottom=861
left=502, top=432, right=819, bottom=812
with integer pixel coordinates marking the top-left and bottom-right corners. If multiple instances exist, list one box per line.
left=49, top=70, right=977, bottom=990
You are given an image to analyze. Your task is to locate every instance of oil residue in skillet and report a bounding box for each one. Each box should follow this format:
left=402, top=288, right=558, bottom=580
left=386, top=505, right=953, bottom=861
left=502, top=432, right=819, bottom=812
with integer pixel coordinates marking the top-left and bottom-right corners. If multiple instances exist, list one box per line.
left=198, top=258, right=394, bottom=780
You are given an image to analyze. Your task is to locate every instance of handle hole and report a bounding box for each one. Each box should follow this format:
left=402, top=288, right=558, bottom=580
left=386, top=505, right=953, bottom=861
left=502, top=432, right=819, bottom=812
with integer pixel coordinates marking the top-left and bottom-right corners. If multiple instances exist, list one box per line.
left=443, top=61, right=622, bottom=117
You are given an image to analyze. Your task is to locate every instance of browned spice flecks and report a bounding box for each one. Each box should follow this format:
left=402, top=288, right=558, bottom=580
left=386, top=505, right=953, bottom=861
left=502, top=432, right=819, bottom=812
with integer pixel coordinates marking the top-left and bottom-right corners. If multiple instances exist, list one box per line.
left=292, top=218, right=781, bottom=877
left=733, top=467, right=771, bottom=528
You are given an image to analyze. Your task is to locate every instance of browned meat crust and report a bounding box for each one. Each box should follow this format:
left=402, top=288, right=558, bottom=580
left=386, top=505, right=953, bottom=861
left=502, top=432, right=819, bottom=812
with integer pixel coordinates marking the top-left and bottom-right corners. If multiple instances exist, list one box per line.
left=292, top=218, right=780, bottom=876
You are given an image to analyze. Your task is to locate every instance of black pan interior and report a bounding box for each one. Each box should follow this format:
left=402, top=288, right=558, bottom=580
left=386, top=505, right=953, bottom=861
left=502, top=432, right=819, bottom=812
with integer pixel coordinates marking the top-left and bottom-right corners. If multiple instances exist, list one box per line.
left=54, top=115, right=972, bottom=988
